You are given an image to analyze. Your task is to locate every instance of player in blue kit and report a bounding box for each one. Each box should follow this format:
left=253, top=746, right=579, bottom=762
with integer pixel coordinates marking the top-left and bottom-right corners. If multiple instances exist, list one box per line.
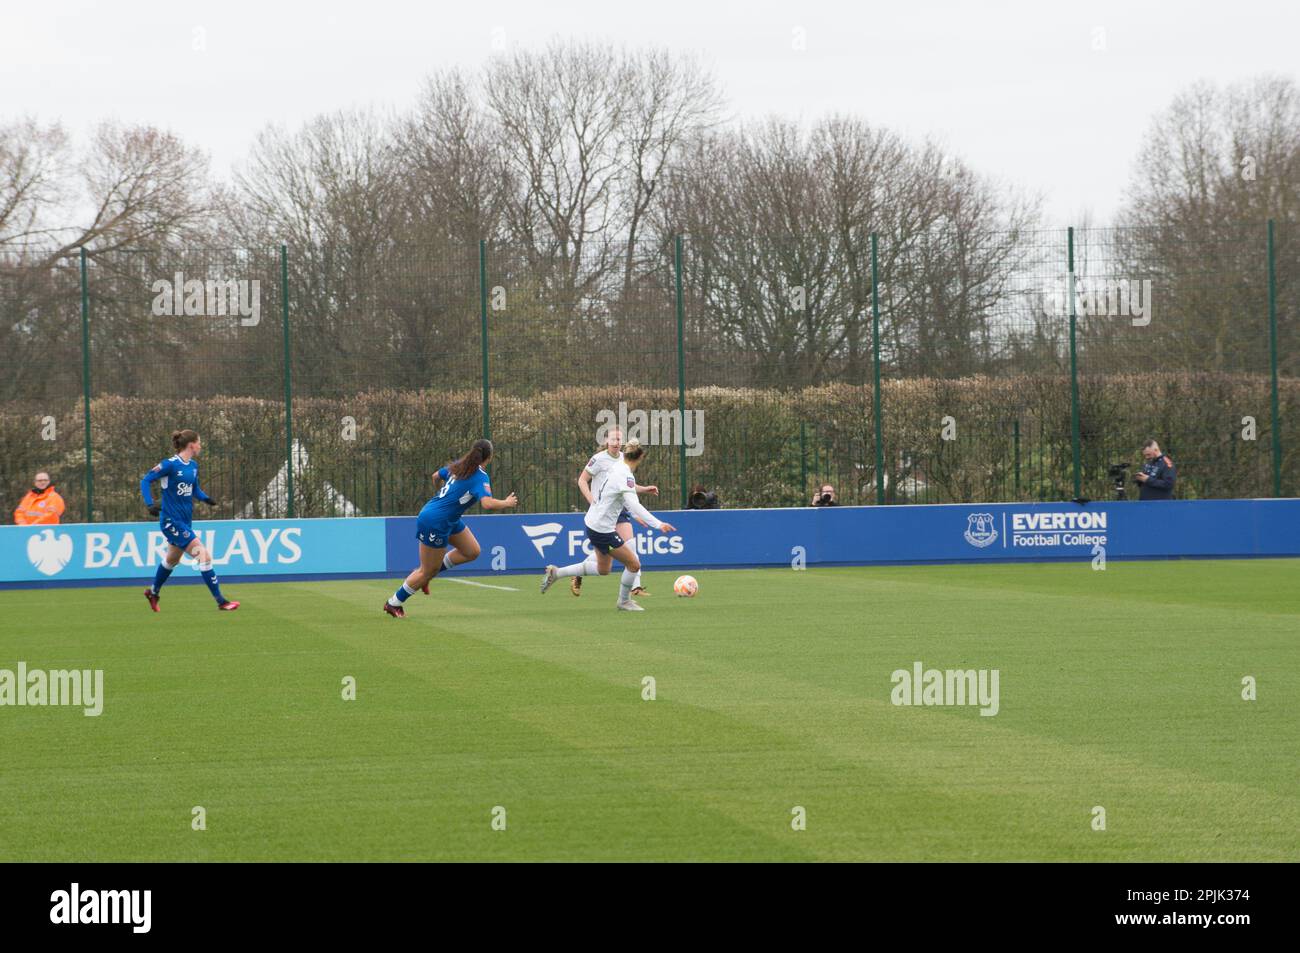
left=383, top=439, right=517, bottom=618
left=140, top=429, right=239, bottom=612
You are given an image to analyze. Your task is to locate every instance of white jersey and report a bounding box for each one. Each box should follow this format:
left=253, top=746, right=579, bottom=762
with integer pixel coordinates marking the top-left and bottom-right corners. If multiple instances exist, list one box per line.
left=584, top=449, right=622, bottom=480
left=584, top=459, right=661, bottom=533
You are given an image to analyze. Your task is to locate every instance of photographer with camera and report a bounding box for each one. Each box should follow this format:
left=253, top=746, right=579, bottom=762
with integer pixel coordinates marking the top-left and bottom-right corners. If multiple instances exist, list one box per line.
left=687, top=484, right=720, bottom=510
left=1135, top=439, right=1176, bottom=500
left=812, top=483, right=838, bottom=506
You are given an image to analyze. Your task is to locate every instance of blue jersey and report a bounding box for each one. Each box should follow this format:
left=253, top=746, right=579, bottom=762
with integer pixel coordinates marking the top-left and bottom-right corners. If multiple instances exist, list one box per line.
left=419, top=466, right=492, bottom=527
left=140, top=454, right=209, bottom=526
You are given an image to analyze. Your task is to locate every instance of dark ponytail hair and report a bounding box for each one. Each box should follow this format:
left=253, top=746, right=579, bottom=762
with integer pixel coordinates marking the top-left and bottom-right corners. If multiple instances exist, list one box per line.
left=623, top=440, right=646, bottom=463
left=450, top=438, right=493, bottom=480
left=172, top=429, right=199, bottom=451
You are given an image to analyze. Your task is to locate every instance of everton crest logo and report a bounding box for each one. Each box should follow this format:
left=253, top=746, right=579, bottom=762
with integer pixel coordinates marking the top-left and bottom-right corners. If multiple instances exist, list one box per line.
left=963, top=512, right=998, bottom=548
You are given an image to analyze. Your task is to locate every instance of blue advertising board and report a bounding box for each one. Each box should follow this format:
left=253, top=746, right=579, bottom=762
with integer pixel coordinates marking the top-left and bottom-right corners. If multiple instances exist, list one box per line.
left=0, top=518, right=388, bottom=588
left=2, top=500, right=1297, bottom=589
left=383, top=499, right=1300, bottom=577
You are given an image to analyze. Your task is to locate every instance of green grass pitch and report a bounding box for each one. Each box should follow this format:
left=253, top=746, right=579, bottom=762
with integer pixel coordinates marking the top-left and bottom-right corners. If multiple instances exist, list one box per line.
left=1, top=560, right=1296, bottom=862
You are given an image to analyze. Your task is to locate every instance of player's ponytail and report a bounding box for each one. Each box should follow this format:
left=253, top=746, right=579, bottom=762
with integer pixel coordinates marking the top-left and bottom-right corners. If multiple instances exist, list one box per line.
left=451, top=438, right=493, bottom=480
left=172, top=429, right=199, bottom=451
left=623, top=441, right=646, bottom=463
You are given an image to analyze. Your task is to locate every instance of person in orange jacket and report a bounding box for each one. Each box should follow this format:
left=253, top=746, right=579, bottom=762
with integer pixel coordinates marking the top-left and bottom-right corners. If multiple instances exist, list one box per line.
left=13, top=472, right=65, bottom=525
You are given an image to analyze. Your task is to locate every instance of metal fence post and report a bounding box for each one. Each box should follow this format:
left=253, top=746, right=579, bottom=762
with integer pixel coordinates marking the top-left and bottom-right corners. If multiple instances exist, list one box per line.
left=479, top=239, right=491, bottom=440
left=1068, top=226, right=1082, bottom=499
left=280, top=244, right=294, bottom=518
left=871, top=233, right=885, bottom=505
left=79, top=247, right=93, bottom=522
left=1013, top=418, right=1021, bottom=498
left=1267, top=219, right=1282, bottom=497
left=800, top=421, right=808, bottom=499
left=675, top=235, right=688, bottom=509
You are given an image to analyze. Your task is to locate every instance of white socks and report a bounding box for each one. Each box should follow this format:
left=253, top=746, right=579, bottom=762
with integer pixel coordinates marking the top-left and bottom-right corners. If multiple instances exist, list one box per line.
left=442, top=552, right=456, bottom=570
left=618, top=568, right=636, bottom=604
left=556, top=556, right=599, bottom=578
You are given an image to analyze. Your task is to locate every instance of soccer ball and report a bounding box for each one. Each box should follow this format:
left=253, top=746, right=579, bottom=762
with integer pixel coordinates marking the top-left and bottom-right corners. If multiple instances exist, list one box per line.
left=673, top=575, right=698, bottom=597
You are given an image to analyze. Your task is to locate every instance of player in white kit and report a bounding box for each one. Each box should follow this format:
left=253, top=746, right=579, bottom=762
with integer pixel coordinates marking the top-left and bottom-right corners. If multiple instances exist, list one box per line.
left=572, top=429, right=658, bottom=597
left=541, top=442, right=677, bottom=611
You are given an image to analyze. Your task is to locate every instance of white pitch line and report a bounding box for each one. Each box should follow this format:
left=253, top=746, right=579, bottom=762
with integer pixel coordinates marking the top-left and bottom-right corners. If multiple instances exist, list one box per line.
left=441, top=578, right=520, bottom=591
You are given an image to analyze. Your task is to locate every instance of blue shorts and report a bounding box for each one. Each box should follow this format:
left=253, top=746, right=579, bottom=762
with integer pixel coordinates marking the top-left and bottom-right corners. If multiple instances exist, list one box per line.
left=586, top=527, right=624, bottom=554
left=416, top=516, right=466, bottom=548
left=161, top=519, right=196, bottom=549
left=616, top=509, right=632, bottom=526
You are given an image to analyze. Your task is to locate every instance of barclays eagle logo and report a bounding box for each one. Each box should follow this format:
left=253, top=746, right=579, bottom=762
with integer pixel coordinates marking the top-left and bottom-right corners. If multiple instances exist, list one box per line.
left=28, top=528, right=74, bottom=575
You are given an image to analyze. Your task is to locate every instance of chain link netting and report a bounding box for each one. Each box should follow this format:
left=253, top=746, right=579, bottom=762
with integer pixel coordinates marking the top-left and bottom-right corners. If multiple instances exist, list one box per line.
left=1, top=224, right=1293, bottom=522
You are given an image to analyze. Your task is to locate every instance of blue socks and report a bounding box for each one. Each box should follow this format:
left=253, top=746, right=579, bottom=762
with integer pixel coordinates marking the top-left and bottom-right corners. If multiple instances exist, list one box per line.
left=199, top=563, right=226, bottom=604
left=151, top=562, right=174, bottom=594
left=388, top=553, right=460, bottom=607
left=386, top=554, right=454, bottom=607
left=389, top=583, right=416, bottom=607
left=153, top=558, right=228, bottom=604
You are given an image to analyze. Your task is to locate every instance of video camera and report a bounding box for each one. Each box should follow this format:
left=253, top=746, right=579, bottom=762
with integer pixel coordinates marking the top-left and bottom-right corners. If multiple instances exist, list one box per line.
left=1108, top=462, right=1129, bottom=500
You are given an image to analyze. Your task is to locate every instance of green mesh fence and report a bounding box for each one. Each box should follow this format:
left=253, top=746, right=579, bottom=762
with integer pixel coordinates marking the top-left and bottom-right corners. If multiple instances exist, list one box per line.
left=877, top=227, right=1075, bottom=504
left=680, top=233, right=873, bottom=508
left=484, top=238, right=685, bottom=514
left=287, top=241, right=481, bottom=518
left=1072, top=223, right=1275, bottom=500
left=85, top=246, right=286, bottom=522
left=1274, top=219, right=1298, bottom=497
left=0, top=225, right=1293, bottom=524
left=0, top=249, right=86, bottom=521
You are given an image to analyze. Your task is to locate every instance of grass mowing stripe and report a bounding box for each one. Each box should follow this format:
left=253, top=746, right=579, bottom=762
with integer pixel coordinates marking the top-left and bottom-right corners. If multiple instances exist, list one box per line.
left=348, top=568, right=1300, bottom=860
left=428, top=572, right=1298, bottom=860
left=1, top=560, right=1295, bottom=860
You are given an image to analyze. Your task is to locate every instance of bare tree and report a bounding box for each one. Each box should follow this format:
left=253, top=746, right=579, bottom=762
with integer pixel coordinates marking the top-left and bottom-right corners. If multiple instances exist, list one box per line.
left=657, top=117, right=1038, bottom=387
left=398, top=70, right=510, bottom=246
left=1, top=120, right=215, bottom=265
left=1, top=120, right=219, bottom=409
left=0, top=118, right=69, bottom=255
left=617, top=48, right=722, bottom=294
left=1118, top=76, right=1299, bottom=374
left=483, top=41, right=720, bottom=304
left=235, top=109, right=453, bottom=395
left=1126, top=76, right=1299, bottom=228
left=237, top=109, right=404, bottom=250
left=484, top=41, right=629, bottom=305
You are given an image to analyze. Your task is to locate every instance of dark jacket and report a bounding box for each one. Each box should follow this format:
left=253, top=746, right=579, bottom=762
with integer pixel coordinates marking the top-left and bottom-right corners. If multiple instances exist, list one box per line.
left=1138, top=454, right=1176, bottom=500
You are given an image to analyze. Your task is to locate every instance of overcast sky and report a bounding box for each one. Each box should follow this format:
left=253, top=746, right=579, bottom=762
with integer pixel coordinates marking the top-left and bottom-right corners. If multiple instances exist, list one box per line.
left=4, top=0, right=1295, bottom=225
